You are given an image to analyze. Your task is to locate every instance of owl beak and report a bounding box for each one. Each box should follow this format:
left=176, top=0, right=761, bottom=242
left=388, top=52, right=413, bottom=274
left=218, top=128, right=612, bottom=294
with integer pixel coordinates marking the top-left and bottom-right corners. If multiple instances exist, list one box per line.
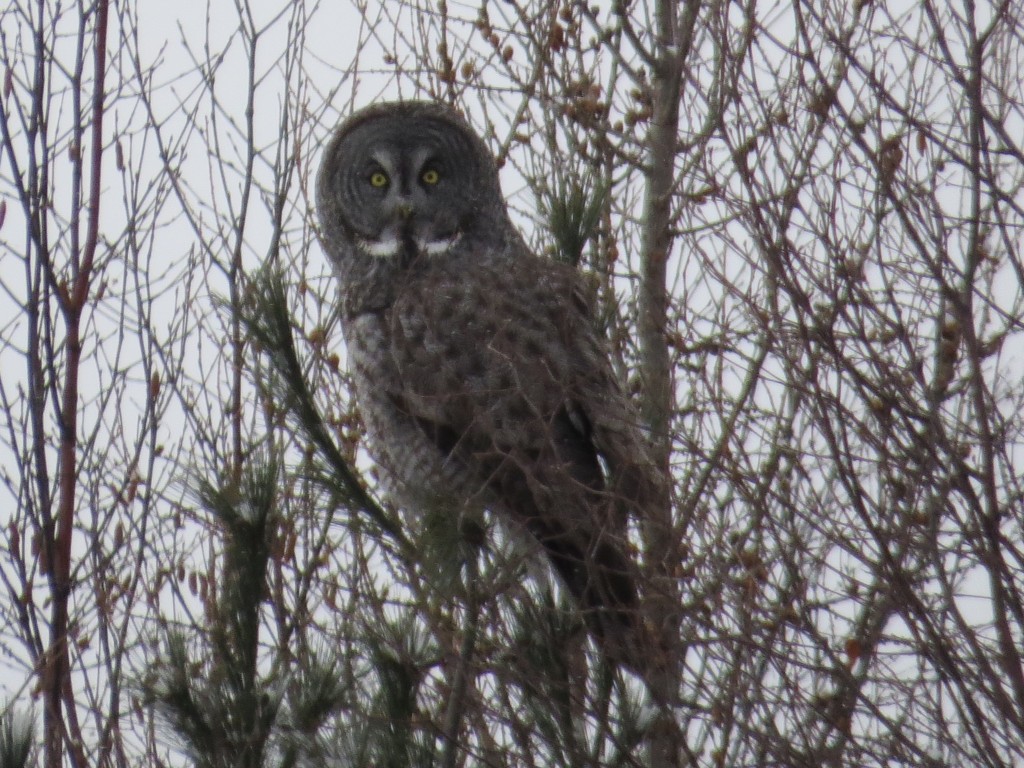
left=395, top=201, right=415, bottom=221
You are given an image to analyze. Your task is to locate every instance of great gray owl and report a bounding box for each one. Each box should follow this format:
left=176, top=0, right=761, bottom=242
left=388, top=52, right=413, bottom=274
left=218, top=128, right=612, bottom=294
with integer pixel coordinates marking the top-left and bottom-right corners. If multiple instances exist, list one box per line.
left=316, top=100, right=660, bottom=669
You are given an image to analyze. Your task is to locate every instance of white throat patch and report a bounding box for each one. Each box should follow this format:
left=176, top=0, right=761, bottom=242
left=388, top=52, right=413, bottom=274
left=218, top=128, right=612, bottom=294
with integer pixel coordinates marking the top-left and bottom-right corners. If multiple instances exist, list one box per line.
left=358, top=237, right=401, bottom=258
left=419, top=232, right=462, bottom=255
left=357, top=232, right=462, bottom=259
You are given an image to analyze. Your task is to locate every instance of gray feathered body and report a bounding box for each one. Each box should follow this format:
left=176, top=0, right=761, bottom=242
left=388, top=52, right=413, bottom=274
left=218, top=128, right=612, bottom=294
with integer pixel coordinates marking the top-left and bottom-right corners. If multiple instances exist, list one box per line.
left=316, top=101, right=659, bottom=664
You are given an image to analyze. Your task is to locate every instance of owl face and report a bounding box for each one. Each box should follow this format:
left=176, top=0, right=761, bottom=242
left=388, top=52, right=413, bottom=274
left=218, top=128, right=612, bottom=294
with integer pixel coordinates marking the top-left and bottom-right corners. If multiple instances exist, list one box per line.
left=318, top=103, right=504, bottom=262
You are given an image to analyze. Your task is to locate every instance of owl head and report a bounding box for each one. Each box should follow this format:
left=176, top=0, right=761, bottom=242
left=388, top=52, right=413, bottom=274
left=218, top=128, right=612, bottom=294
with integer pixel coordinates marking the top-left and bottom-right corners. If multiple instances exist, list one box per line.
left=317, top=101, right=511, bottom=275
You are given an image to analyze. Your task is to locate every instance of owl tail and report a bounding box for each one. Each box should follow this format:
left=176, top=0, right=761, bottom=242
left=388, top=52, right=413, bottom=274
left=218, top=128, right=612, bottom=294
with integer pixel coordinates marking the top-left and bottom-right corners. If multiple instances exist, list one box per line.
left=541, top=527, right=645, bottom=671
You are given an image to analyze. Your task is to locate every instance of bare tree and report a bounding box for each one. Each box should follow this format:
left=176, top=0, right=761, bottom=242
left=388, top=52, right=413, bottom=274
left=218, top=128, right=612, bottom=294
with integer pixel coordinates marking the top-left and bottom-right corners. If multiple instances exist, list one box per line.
left=0, top=1, right=328, bottom=765
left=0, top=2, right=171, bottom=765
left=2, top=0, right=1023, bottom=766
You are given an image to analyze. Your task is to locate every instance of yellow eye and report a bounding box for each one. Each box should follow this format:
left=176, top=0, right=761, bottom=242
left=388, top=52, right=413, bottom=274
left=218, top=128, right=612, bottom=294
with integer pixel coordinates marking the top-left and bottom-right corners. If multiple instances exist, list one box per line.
left=421, top=168, right=440, bottom=185
left=369, top=171, right=389, bottom=188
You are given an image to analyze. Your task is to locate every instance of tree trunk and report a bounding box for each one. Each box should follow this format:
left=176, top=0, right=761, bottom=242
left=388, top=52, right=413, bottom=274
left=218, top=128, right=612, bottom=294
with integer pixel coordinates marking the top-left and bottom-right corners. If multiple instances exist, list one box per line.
left=637, top=1, right=702, bottom=765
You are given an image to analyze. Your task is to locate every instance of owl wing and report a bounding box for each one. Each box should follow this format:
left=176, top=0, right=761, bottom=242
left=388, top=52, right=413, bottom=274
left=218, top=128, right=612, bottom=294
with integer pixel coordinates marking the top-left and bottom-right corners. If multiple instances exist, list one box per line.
left=387, top=253, right=658, bottom=662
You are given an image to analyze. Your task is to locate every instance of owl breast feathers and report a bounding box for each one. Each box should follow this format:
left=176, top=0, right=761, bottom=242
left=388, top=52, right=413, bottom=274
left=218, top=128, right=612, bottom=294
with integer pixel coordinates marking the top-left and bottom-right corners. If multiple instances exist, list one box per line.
left=316, top=100, right=661, bottom=668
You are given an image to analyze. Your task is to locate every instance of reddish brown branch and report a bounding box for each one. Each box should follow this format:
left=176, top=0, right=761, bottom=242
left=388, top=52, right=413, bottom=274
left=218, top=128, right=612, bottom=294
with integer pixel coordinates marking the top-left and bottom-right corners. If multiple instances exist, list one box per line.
left=44, top=2, right=109, bottom=767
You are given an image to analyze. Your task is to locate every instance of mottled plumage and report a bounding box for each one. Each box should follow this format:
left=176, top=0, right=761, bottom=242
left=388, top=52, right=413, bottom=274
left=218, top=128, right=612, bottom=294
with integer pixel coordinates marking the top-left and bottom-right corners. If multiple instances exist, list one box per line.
left=316, top=101, right=659, bottom=666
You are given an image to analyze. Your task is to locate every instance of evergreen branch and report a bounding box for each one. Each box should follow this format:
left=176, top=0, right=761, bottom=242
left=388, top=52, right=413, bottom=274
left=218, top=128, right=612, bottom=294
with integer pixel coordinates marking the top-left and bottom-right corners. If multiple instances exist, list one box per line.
left=147, top=457, right=294, bottom=768
left=0, top=707, right=34, bottom=768
left=440, top=556, right=481, bottom=768
left=539, top=171, right=608, bottom=268
left=236, top=266, right=408, bottom=550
